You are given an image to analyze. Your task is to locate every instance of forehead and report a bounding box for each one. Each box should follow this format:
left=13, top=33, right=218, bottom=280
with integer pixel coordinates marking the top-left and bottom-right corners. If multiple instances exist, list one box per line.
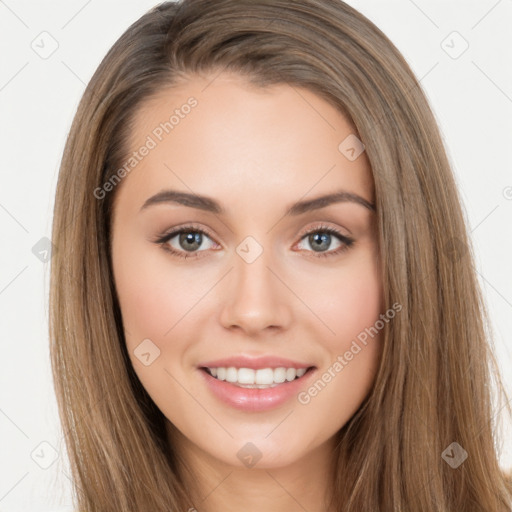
left=117, top=72, right=374, bottom=213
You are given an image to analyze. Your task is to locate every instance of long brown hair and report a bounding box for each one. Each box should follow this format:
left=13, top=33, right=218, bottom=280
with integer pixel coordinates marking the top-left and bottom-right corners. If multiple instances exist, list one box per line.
left=49, top=0, right=512, bottom=509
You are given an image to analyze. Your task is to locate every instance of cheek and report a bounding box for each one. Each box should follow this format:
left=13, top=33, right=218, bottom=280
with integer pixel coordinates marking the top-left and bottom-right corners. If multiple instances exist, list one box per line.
left=112, top=234, right=197, bottom=352
left=313, top=256, right=383, bottom=348
left=112, top=243, right=201, bottom=407
left=297, top=255, right=383, bottom=416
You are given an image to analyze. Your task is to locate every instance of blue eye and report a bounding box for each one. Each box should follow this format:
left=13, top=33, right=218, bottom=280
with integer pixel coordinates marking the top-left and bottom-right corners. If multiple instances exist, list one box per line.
left=154, top=223, right=354, bottom=260
left=154, top=224, right=217, bottom=259
left=297, top=225, right=354, bottom=258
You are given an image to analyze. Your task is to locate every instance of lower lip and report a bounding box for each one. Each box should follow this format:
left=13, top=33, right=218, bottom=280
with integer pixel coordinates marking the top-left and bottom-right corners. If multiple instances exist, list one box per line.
left=198, top=367, right=317, bottom=412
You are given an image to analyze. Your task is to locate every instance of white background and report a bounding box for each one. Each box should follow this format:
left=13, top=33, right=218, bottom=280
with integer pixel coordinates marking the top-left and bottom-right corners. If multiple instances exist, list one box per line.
left=1, top=0, right=511, bottom=510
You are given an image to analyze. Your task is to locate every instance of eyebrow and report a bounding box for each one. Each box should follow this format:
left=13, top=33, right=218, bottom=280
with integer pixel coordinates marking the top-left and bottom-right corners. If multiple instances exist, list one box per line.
left=140, top=188, right=375, bottom=215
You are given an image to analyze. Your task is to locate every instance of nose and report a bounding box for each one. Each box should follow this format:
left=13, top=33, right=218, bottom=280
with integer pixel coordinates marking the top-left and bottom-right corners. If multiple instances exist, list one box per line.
left=218, top=248, right=293, bottom=336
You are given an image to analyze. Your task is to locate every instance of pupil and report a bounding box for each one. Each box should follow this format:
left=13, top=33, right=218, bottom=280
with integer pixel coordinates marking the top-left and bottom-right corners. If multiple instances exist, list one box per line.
left=180, top=232, right=201, bottom=251
left=310, top=233, right=330, bottom=251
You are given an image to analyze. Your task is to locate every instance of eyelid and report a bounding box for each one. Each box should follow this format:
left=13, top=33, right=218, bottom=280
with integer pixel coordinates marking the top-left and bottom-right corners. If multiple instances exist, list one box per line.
left=296, top=221, right=351, bottom=240
left=156, top=222, right=218, bottom=244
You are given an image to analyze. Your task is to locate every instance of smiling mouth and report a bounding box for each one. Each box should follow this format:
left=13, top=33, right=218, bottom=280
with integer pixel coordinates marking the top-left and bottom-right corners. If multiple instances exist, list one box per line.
left=200, top=366, right=316, bottom=388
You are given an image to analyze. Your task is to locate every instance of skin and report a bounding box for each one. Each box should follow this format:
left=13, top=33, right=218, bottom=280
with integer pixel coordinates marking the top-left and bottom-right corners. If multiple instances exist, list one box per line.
left=111, top=71, right=384, bottom=511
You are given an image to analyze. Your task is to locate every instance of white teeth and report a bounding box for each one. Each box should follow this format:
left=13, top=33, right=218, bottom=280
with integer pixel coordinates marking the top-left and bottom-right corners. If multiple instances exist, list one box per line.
left=226, top=367, right=238, bottom=383
left=205, top=366, right=309, bottom=387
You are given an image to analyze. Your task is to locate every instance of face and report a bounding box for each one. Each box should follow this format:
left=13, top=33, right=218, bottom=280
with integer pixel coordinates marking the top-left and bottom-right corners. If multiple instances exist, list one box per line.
left=111, top=72, right=384, bottom=471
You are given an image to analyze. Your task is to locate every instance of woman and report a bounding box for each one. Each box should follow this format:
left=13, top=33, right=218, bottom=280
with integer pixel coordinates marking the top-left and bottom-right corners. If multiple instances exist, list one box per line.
left=49, top=0, right=512, bottom=510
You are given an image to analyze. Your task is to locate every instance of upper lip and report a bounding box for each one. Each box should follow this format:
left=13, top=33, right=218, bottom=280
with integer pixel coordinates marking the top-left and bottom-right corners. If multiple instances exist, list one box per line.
left=198, top=355, right=316, bottom=370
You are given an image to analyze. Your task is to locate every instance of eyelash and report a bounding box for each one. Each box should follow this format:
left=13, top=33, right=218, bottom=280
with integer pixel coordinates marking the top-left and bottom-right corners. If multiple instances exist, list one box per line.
left=154, top=223, right=355, bottom=260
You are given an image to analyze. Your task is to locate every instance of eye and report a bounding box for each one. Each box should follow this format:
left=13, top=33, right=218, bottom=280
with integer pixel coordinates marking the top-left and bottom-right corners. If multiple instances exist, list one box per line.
left=295, top=223, right=354, bottom=258
left=154, top=224, right=218, bottom=260
left=154, top=223, right=355, bottom=260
